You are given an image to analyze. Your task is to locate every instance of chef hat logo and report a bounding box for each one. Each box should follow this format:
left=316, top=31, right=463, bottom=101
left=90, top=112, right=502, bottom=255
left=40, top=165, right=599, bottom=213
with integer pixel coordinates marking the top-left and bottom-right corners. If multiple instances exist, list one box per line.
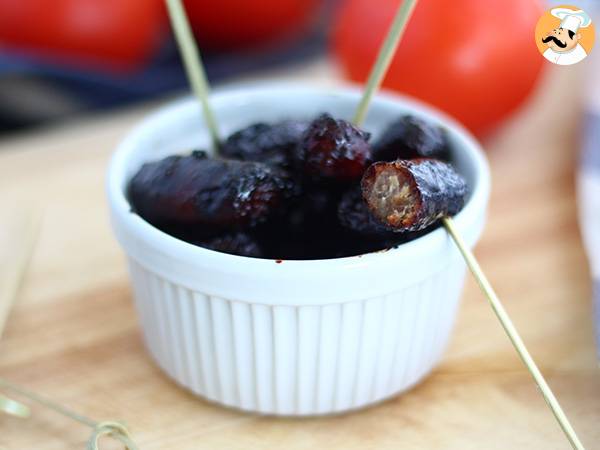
left=551, top=8, right=592, bottom=33
left=534, top=4, right=595, bottom=66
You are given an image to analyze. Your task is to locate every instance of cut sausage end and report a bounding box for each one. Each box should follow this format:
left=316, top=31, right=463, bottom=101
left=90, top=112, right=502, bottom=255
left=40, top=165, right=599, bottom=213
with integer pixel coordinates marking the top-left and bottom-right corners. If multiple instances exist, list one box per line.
left=363, top=164, right=419, bottom=229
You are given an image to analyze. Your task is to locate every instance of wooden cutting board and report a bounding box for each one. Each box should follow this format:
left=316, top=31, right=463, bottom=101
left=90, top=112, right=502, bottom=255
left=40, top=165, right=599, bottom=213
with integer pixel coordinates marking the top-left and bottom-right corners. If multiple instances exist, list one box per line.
left=0, top=61, right=598, bottom=449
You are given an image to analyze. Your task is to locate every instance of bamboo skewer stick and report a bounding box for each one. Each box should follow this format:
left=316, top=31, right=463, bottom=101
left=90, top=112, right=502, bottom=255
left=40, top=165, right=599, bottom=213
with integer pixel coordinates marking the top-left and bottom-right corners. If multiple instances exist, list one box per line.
left=165, top=0, right=221, bottom=151
left=442, top=218, right=584, bottom=450
left=352, top=0, right=418, bottom=126
left=0, top=378, right=138, bottom=450
left=0, top=210, right=139, bottom=448
left=352, top=1, right=585, bottom=448
left=0, top=209, right=41, bottom=337
left=0, top=209, right=41, bottom=420
left=0, top=394, right=30, bottom=419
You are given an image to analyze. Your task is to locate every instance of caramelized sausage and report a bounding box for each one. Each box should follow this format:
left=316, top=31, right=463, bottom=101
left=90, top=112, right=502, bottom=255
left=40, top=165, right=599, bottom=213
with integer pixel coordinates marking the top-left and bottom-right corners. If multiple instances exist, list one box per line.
left=361, top=159, right=467, bottom=232
left=129, top=151, right=294, bottom=229
left=372, top=115, right=449, bottom=162
left=301, top=113, right=372, bottom=182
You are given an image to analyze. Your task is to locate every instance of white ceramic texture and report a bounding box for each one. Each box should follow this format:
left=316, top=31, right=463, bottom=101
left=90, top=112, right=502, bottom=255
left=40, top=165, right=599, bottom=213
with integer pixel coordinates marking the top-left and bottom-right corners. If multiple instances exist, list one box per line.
left=107, top=84, right=491, bottom=416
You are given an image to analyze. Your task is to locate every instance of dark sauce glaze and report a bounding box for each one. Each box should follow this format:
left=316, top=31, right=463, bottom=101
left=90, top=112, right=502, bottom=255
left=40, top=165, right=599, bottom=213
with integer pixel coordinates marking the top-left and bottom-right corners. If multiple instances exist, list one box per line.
left=128, top=115, right=468, bottom=259
left=362, top=159, right=467, bottom=232
left=129, top=152, right=295, bottom=229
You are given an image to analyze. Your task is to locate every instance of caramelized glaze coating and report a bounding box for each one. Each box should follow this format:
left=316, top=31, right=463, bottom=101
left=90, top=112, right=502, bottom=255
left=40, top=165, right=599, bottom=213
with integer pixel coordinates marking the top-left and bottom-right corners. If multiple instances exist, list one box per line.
left=128, top=114, right=468, bottom=259
left=221, top=120, right=308, bottom=169
left=129, top=152, right=294, bottom=229
left=372, top=115, right=449, bottom=162
left=301, top=114, right=371, bottom=182
left=361, top=159, right=467, bottom=232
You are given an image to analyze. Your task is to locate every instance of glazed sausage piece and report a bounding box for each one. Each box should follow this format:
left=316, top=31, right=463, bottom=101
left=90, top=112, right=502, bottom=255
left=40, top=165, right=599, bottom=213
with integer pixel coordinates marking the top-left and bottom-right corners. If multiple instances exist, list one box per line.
left=129, top=151, right=294, bottom=229
left=301, top=113, right=372, bottom=182
left=361, top=159, right=467, bottom=232
left=372, top=115, right=449, bottom=162
left=337, top=186, right=428, bottom=254
left=221, top=120, right=309, bottom=170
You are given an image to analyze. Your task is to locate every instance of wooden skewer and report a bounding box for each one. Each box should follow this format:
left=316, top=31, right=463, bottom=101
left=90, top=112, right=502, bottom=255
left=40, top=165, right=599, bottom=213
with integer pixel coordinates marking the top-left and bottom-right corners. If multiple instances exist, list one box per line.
left=352, top=0, right=418, bottom=126
left=353, top=1, right=585, bottom=448
left=0, top=208, right=42, bottom=420
left=165, top=0, right=221, bottom=151
left=0, top=394, right=30, bottom=419
left=0, top=210, right=139, bottom=448
left=442, top=218, right=584, bottom=450
left=0, top=376, right=138, bottom=449
left=0, top=209, right=41, bottom=337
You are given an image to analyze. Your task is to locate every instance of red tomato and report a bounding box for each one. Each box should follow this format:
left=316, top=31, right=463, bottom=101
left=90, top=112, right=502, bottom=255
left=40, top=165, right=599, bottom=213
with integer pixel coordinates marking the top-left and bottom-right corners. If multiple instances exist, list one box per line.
left=333, top=0, right=545, bottom=135
left=184, top=0, right=321, bottom=51
left=0, top=0, right=166, bottom=72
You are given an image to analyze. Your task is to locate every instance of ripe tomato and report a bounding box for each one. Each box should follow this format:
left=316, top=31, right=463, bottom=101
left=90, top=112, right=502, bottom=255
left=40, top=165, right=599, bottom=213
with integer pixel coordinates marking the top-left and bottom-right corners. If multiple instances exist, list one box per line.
left=184, top=0, right=321, bottom=51
left=333, top=0, right=545, bottom=135
left=0, top=0, right=166, bottom=73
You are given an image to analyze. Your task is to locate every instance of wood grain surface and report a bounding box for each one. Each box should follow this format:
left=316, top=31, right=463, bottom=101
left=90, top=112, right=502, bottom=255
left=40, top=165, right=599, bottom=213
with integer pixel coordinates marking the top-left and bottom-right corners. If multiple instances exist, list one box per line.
left=0, top=61, right=598, bottom=449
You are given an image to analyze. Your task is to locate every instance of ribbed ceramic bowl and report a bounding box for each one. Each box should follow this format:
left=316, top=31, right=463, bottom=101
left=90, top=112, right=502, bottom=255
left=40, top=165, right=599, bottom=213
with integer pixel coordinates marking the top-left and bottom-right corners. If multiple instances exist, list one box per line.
left=107, top=84, right=490, bottom=416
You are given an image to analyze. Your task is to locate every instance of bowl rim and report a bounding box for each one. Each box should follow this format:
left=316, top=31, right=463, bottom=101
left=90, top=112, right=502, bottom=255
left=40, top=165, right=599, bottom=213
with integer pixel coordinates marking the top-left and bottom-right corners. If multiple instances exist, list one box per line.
left=107, top=82, right=490, bottom=278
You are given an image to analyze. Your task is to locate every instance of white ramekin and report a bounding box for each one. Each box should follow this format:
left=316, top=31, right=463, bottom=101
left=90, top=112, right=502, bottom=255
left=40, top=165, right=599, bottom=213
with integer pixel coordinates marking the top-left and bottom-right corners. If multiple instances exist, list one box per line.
left=107, top=84, right=490, bottom=416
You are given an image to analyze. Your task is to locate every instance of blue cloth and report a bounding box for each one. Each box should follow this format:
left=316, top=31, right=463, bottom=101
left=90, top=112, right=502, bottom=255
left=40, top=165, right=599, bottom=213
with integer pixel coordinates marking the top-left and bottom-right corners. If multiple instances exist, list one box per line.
left=0, top=32, right=326, bottom=110
left=0, top=25, right=327, bottom=133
